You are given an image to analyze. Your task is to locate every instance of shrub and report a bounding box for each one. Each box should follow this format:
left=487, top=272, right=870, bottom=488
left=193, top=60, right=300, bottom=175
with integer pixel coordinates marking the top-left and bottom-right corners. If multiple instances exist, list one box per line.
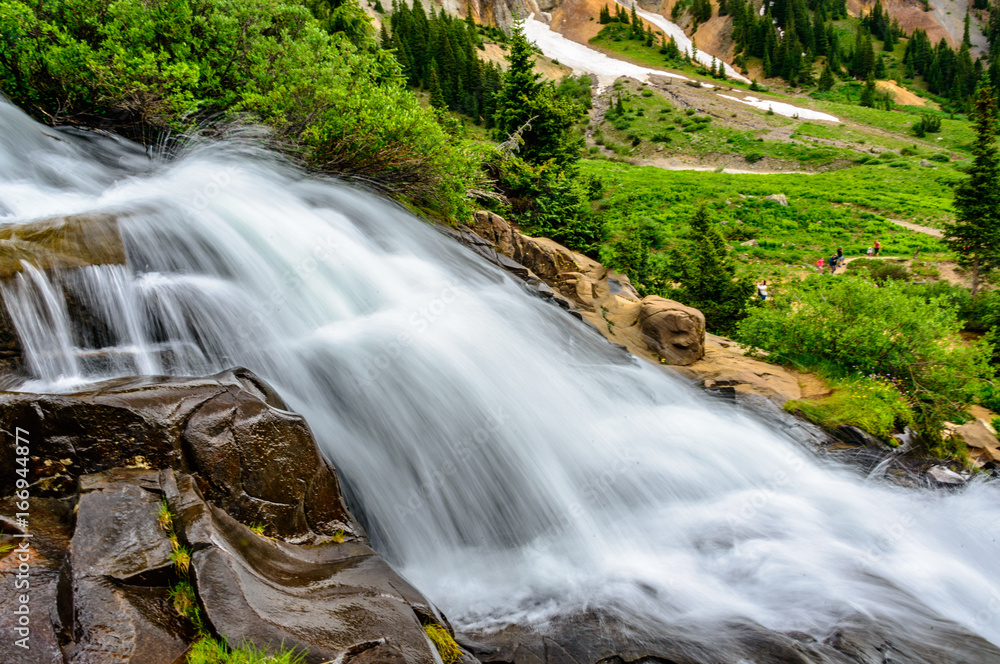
left=929, top=153, right=951, bottom=162
left=0, top=0, right=478, bottom=219
left=737, top=276, right=994, bottom=448
left=911, top=114, right=943, bottom=137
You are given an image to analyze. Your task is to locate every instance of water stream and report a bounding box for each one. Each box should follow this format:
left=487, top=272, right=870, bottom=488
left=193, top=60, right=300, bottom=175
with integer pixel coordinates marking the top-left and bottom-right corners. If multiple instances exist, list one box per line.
left=1, top=99, right=999, bottom=653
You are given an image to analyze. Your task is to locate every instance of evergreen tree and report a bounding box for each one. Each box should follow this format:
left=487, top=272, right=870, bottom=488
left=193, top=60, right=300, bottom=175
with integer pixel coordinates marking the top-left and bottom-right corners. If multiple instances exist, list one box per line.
left=945, top=79, right=1000, bottom=296
left=964, top=10, right=973, bottom=47
left=860, top=72, right=877, bottom=106
left=492, top=16, right=586, bottom=166
left=428, top=67, right=447, bottom=109
left=818, top=61, right=835, bottom=90
left=673, top=206, right=754, bottom=334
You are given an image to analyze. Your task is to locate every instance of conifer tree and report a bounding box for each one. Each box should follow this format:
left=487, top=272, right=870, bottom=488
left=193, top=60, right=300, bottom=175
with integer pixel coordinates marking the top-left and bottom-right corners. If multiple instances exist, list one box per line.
left=945, top=79, right=1000, bottom=296
left=428, top=67, right=447, bottom=109
left=673, top=206, right=754, bottom=334
left=818, top=61, right=835, bottom=90
left=860, top=72, right=877, bottom=106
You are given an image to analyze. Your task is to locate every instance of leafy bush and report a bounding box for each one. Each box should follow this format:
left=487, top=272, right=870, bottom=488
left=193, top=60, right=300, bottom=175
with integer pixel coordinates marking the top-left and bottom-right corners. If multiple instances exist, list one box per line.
left=928, top=153, right=951, bottom=162
left=846, top=258, right=910, bottom=281
left=911, top=114, right=943, bottom=137
left=0, top=0, right=478, bottom=218
left=737, top=276, right=994, bottom=447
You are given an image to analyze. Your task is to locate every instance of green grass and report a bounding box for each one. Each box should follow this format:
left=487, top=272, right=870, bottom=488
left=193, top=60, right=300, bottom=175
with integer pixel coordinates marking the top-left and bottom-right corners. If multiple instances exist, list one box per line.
left=187, top=638, right=306, bottom=664
left=584, top=159, right=951, bottom=265
left=595, top=83, right=859, bottom=165
left=785, top=375, right=913, bottom=442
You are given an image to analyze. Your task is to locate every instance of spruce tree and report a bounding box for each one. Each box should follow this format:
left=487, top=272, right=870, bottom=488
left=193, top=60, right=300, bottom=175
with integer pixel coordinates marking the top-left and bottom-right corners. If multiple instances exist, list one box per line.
left=818, top=61, right=835, bottom=90
left=673, top=206, right=754, bottom=334
left=428, top=67, right=447, bottom=109
left=860, top=72, right=877, bottom=106
left=945, top=79, right=1000, bottom=296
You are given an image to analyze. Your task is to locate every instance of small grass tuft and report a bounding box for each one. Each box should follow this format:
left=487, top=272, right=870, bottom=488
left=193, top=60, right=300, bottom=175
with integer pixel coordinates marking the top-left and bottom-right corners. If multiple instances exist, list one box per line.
left=187, top=637, right=307, bottom=664
left=422, top=622, right=463, bottom=664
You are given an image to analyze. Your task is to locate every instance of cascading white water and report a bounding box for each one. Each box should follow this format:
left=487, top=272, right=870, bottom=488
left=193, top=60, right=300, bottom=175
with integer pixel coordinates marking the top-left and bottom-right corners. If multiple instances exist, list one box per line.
left=2, top=99, right=1000, bottom=653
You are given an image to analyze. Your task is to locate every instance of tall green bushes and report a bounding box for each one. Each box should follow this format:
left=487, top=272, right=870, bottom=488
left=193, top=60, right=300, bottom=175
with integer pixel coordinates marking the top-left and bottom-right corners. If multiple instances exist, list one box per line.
left=0, top=0, right=479, bottom=218
left=737, top=276, right=994, bottom=448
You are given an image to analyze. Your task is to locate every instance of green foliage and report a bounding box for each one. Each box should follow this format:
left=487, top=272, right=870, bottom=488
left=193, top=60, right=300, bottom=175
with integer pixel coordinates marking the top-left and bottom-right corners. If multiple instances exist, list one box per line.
left=0, top=0, right=478, bottom=219
left=846, top=257, right=910, bottom=282
left=670, top=206, right=754, bottom=334
left=737, top=276, right=995, bottom=445
left=493, top=17, right=586, bottom=167
left=944, top=79, right=1000, bottom=296
left=187, top=637, right=307, bottom=664
left=911, top=113, right=942, bottom=137
left=786, top=375, right=913, bottom=440
left=495, top=157, right=604, bottom=255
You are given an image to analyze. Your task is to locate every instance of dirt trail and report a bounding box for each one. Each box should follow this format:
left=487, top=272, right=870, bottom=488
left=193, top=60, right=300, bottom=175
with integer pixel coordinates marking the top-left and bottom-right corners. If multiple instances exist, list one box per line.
left=886, top=218, right=944, bottom=238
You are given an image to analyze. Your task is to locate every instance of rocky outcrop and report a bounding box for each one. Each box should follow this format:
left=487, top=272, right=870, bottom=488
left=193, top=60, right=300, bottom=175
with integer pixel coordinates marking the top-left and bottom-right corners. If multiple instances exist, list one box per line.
left=466, top=211, right=708, bottom=367
left=638, top=296, right=705, bottom=365
left=464, top=608, right=1000, bottom=664
left=0, top=370, right=461, bottom=664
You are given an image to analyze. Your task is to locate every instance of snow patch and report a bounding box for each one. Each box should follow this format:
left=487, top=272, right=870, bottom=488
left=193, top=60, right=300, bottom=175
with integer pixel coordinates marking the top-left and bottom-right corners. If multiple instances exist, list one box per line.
left=717, top=94, right=839, bottom=122
left=616, top=1, right=751, bottom=83
left=523, top=15, right=689, bottom=88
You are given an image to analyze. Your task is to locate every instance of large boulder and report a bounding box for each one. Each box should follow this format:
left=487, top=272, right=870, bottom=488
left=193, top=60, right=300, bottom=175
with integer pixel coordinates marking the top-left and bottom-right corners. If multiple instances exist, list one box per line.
left=0, top=368, right=355, bottom=542
left=0, top=371, right=463, bottom=664
left=637, top=296, right=706, bottom=366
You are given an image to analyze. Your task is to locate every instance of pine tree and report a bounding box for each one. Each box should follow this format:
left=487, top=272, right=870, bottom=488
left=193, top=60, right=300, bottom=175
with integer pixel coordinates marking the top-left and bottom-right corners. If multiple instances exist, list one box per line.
left=945, top=79, right=1000, bottom=296
left=964, top=10, right=973, bottom=47
left=428, top=67, right=447, bottom=109
left=674, top=206, right=754, bottom=334
left=818, top=61, right=835, bottom=90
left=860, top=72, right=877, bottom=106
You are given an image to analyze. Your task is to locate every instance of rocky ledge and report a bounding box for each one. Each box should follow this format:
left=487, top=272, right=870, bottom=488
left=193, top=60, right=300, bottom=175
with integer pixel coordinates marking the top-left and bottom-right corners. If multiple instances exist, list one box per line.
left=0, top=369, right=460, bottom=664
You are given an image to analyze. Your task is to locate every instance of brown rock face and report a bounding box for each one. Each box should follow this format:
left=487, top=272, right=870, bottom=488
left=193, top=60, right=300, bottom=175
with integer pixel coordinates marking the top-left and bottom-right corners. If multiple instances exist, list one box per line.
left=638, top=296, right=706, bottom=366
left=467, top=211, right=709, bottom=366
left=0, top=212, right=125, bottom=279
left=0, top=372, right=460, bottom=664
left=0, top=368, right=355, bottom=542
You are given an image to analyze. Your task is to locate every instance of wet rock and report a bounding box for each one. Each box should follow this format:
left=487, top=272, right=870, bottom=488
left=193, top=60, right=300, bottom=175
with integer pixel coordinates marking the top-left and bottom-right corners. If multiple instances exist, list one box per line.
left=927, top=465, right=966, bottom=485
left=0, top=498, right=73, bottom=664
left=835, top=425, right=886, bottom=448
left=0, top=368, right=357, bottom=542
left=0, top=374, right=465, bottom=664
left=638, top=296, right=706, bottom=366
left=68, top=472, right=192, bottom=664
left=165, top=471, right=440, bottom=664
left=0, top=213, right=125, bottom=278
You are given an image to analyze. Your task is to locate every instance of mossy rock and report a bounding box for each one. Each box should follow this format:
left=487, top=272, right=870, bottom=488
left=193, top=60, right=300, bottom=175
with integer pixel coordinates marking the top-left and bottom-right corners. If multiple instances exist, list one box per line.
left=0, top=212, right=125, bottom=278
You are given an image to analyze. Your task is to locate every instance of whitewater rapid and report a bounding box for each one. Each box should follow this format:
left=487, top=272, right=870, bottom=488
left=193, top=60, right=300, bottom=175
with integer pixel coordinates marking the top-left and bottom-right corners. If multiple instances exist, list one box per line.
left=1, top=100, right=998, bottom=650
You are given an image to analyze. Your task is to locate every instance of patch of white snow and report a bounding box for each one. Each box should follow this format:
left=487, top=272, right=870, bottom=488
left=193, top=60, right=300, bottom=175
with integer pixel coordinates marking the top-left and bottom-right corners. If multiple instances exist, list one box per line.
left=716, top=94, right=838, bottom=121
left=616, top=1, right=751, bottom=82
left=523, top=15, right=689, bottom=88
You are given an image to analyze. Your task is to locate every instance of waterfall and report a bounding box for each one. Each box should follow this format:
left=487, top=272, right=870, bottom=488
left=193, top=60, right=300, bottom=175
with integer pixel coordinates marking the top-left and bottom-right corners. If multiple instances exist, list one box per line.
left=2, top=99, right=999, bottom=652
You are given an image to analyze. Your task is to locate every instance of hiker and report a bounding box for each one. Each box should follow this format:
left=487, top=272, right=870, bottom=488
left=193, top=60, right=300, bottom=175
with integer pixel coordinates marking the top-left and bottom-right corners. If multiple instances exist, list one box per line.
left=830, top=253, right=839, bottom=274
left=757, top=280, right=768, bottom=301
left=837, top=246, right=844, bottom=268
left=816, top=257, right=825, bottom=273
left=866, top=246, right=873, bottom=256
left=874, top=240, right=881, bottom=256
